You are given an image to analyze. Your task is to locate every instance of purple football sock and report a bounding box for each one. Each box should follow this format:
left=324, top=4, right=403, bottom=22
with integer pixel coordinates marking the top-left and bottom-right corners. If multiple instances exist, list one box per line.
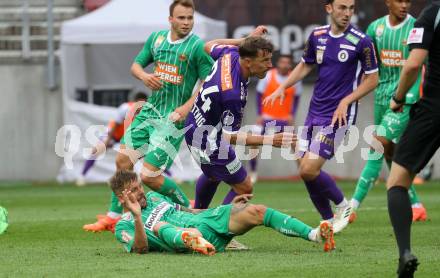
left=82, top=159, right=96, bottom=176
left=316, top=170, right=344, bottom=205
left=304, top=179, right=334, bottom=220
left=194, top=174, right=220, bottom=209
left=222, top=189, right=237, bottom=205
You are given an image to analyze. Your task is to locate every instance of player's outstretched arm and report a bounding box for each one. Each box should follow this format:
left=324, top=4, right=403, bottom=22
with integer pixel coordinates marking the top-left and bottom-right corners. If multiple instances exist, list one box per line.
left=263, top=61, right=313, bottom=106
left=203, top=25, right=268, bottom=54
left=224, top=132, right=296, bottom=148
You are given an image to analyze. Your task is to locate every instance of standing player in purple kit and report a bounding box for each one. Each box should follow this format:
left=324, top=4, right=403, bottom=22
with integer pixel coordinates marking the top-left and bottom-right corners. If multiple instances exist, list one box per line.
left=265, top=0, right=379, bottom=233
left=185, top=27, right=297, bottom=210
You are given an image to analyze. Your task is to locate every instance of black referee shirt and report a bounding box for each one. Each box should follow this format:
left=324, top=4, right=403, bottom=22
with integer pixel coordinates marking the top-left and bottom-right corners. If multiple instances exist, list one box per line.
left=408, top=3, right=440, bottom=111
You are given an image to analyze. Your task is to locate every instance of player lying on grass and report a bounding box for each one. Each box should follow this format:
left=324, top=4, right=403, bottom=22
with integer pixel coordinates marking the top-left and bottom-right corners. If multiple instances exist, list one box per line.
left=111, top=170, right=336, bottom=255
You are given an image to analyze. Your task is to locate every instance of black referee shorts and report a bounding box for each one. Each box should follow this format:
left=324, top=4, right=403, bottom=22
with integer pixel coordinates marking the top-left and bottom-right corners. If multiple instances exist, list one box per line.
left=393, top=102, right=440, bottom=174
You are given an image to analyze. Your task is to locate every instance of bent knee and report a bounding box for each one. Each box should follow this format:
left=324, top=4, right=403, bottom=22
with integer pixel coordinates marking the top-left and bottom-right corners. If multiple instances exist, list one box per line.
left=234, top=177, right=253, bottom=194
left=299, top=164, right=319, bottom=181
left=246, top=204, right=267, bottom=224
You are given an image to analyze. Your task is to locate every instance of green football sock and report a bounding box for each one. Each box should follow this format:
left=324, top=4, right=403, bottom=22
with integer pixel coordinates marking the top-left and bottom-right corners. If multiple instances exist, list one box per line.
left=386, top=160, right=421, bottom=205
left=157, top=224, right=186, bottom=249
left=157, top=176, right=190, bottom=207
left=352, top=150, right=384, bottom=206
left=263, top=208, right=312, bottom=240
left=408, top=185, right=421, bottom=205
left=108, top=191, right=123, bottom=214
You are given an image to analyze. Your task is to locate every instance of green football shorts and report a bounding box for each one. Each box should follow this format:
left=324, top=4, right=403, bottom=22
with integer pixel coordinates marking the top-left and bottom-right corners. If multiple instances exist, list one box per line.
left=375, top=104, right=411, bottom=144
left=121, top=114, right=184, bottom=170
left=188, top=204, right=234, bottom=252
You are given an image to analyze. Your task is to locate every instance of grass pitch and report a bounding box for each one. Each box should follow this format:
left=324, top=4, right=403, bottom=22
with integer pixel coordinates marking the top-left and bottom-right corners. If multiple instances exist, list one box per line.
left=0, top=180, right=439, bottom=277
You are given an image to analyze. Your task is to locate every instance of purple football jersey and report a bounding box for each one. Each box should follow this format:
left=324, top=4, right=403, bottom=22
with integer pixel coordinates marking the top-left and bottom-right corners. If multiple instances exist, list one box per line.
left=302, top=24, right=378, bottom=119
left=185, top=45, right=249, bottom=164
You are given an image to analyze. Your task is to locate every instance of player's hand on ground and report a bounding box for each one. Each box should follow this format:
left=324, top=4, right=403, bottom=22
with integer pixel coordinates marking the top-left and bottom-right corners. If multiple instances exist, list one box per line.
left=263, top=87, right=285, bottom=107
left=142, top=73, right=163, bottom=91
left=121, top=189, right=141, bottom=217
left=390, top=99, right=404, bottom=113
left=272, top=132, right=297, bottom=148
left=232, top=194, right=253, bottom=205
left=250, top=25, right=268, bottom=37
left=331, top=99, right=349, bottom=127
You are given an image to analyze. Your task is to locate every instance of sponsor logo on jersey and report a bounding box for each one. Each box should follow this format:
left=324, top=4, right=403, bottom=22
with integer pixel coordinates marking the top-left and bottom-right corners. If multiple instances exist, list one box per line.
left=407, top=28, right=424, bottom=44
left=316, top=133, right=334, bottom=146
left=318, top=38, right=328, bottom=44
left=222, top=110, right=235, bottom=126
left=144, top=202, right=172, bottom=231
left=155, top=62, right=183, bottom=85
left=314, top=29, right=327, bottom=36
left=364, top=46, right=375, bottom=68
left=221, top=54, right=233, bottom=91
left=179, top=53, right=187, bottom=62
left=226, top=156, right=242, bottom=174
left=338, top=50, right=349, bottom=62
left=121, top=230, right=133, bottom=243
left=154, top=35, right=165, bottom=49
left=380, top=50, right=405, bottom=67
left=376, top=24, right=385, bottom=37
left=349, top=28, right=366, bottom=38
left=317, top=49, right=324, bottom=64
left=340, top=44, right=356, bottom=51
left=345, top=33, right=360, bottom=45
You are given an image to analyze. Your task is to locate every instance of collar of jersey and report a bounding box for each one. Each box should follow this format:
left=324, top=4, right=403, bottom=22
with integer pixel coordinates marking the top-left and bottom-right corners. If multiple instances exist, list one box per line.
left=385, top=14, right=412, bottom=30
left=167, top=30, right=193, bottom=44
left=328, top=25, right=349, bottom=38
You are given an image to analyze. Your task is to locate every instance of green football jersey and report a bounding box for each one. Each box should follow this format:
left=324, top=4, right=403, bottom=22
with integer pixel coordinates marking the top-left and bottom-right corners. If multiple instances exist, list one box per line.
left=366, top=15, right=422, bottom=105
left=114, top=191, right=196, bottom=252
left=134, top=30, right=213, bottom=123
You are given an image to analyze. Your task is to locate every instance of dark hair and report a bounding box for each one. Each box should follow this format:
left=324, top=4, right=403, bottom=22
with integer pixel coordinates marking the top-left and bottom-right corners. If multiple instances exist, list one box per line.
left=133, top=91, right=147, bottom=101
left=238, top=37, right=274, bottom=59
left=169, top=0, right=195, bottom=16
left=325, top=0, right=334, bottom=4
left=109, top=170, right=138, bottom=195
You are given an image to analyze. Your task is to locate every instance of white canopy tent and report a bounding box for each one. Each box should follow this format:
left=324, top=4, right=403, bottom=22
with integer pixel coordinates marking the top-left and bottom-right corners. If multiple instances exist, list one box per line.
left=57, top=0, right=227, bottom=183
left=61, top=0, right=227, bottom=44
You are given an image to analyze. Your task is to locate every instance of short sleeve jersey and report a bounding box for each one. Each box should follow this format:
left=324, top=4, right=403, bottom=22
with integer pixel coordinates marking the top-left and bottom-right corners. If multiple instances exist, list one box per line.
left=302, top=24, right=378, bottom=118
left=114, top=192, right=196, bottom=253
left=366, top=15, right=422, bottom=105
left=407, top=3, right=440, bottom=109
left=134, top=31, right=213, bottom=123
left=185, top=45, right=249, bottom=156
